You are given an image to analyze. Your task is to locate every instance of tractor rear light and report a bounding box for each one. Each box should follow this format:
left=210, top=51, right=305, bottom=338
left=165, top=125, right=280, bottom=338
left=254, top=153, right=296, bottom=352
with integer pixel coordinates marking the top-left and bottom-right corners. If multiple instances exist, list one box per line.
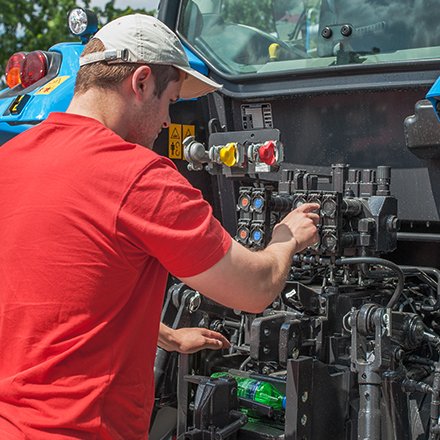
left=20, top=51, right=48, bottom=89
left=5, top=52, right=26, bottom=88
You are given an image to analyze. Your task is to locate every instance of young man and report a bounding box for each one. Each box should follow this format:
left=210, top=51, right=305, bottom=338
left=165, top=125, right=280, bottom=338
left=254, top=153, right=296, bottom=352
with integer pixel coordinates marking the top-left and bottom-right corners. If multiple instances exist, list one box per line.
left=0, top=14, right=319, bottom=440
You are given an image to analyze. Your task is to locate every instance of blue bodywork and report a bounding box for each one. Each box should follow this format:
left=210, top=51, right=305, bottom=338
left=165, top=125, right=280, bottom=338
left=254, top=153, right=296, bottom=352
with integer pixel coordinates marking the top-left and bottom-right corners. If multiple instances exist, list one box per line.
left=426, top=75, right=440, bottom=122
left=0, top=41, right=209, bottom=144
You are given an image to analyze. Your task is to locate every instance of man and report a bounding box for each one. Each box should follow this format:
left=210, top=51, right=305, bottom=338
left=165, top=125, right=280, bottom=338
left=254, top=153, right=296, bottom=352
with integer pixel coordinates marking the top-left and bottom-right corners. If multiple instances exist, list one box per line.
left=0, top=14, right=319, bottom=440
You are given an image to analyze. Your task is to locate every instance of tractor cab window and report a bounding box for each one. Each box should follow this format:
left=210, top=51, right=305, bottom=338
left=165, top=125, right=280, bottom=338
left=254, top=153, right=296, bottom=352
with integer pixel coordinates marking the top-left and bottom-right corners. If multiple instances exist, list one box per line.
left=177, top=0, right=440, bottom=76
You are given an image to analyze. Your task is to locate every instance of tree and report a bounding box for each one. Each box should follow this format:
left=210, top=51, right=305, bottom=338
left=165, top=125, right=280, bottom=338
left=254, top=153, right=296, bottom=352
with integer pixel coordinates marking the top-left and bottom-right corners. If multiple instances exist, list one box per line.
left=0, top=0, right=155, bottom=80
left=222, top=0, right=276, bottom=34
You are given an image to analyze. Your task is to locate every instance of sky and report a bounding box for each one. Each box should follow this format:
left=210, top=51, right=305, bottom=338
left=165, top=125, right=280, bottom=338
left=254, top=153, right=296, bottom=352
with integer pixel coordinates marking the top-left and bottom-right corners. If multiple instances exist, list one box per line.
left=90, top=0, right=160, bottom=11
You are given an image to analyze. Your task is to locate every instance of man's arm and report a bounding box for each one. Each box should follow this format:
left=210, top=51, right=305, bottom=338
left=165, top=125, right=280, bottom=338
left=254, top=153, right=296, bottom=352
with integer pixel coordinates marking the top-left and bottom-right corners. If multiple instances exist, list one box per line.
left=180, top=203, right=319, bottom=313
left=158, top=322, right=230, bottom=354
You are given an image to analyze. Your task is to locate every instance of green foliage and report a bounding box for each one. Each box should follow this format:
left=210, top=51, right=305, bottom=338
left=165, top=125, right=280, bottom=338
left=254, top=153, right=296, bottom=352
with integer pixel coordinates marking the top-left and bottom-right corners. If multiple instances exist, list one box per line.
left=98, top=0, right=154, bottom=22
left=0, top=0, right=155, bottom=79
left=222, top=0, right=276, bottom=34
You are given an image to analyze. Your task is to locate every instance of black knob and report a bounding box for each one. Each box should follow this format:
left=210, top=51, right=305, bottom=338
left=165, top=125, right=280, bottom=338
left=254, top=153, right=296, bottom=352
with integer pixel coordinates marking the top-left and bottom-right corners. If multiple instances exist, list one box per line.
left=340, top=24, right=352, bottom=37
left=376, top=166, right=391, bottom=182
left=321, top=26, right=333, bottom=39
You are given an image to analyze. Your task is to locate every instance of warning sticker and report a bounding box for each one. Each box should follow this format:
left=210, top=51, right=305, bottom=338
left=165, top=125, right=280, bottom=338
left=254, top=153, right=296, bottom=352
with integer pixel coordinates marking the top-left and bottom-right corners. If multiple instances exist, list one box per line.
left=183, top=124, right=195, bottom=139
left=168, top=123, right=195, bottom=159
left=168, top=123, right=182, bottom=159
left=35, top=76, right=70, bottom=95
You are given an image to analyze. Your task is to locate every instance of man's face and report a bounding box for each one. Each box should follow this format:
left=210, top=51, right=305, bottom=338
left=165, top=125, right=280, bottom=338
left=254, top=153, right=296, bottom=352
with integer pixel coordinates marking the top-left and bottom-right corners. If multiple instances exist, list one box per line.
left=133, top=71, right=184, bottom=148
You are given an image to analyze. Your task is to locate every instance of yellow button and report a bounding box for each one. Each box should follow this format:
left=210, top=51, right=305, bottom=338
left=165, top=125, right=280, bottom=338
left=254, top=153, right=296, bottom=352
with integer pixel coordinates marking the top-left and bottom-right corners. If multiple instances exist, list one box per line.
left=219, top=143, right=237, bottom=167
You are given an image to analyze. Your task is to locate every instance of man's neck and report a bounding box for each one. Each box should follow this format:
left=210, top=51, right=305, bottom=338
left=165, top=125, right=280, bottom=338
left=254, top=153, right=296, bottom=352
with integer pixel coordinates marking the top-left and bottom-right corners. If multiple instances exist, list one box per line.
left=66, top=89, right=130, bottom=139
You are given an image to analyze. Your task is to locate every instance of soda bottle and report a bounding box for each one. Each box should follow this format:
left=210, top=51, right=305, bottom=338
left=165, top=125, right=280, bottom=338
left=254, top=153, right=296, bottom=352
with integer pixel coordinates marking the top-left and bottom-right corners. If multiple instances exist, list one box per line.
left=211, top=372, right=286, bottom=411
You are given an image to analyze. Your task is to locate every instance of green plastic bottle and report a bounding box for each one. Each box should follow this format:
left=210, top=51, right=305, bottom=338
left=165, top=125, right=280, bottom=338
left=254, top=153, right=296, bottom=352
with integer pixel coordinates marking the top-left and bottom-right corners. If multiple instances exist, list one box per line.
left=211, top=372, right=286, bottom=411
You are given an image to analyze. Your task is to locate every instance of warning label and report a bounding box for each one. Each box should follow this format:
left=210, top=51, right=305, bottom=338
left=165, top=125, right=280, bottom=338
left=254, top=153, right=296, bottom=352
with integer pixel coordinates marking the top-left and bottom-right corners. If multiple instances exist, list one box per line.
left=168, top=123, right=182, bottom=159
left=35, top=76, right=70, bottom=95
left=168, top=123, right=195, bottom=159
left=183, top=125, right=195, bottom=139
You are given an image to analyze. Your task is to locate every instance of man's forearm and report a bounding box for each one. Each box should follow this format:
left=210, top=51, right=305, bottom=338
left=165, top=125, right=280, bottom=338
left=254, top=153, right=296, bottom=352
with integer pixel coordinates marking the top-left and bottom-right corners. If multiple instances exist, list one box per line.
left=180, top=239, right=298, bottom=314
left=179, top=203, right=319, bottom=314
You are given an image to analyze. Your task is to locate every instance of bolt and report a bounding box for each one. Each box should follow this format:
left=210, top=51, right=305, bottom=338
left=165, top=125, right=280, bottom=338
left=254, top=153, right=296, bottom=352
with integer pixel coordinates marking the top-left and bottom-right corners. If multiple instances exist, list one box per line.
left=292, top=348, right=300, bottom=359
left=264, top=328, right=271, bottom=336
left=301, top=415, right=308, bottom=426
left=188, top=293, right=201, bottom=313
left=301, top=391, right=309, bottom=403
left=263, top=346, right=270, bottom=354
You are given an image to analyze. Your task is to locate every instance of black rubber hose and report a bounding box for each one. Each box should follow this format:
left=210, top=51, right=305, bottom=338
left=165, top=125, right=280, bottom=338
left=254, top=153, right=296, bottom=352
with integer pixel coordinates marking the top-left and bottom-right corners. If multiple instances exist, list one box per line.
left=335, top=257, right=405, bottom=309
left=397, top=232, right=440, bottom=243
left=400, top=266, right=440, bottom=312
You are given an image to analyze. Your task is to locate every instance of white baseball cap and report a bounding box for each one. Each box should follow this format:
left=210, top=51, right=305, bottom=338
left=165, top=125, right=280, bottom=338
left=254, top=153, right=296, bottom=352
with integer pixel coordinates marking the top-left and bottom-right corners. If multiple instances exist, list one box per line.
left=79, top=14, right=222, bottom=99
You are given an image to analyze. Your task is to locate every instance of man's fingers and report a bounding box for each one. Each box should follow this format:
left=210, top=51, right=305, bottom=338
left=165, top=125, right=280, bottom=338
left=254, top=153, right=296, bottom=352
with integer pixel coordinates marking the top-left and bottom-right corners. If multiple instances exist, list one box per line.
left=296, top=202, right=320, bottom=213
left=203, top=337, right=227, bottom=350
left=307, top=212, right=320, bottom=224
left=203, top=330, right=231, bottom=348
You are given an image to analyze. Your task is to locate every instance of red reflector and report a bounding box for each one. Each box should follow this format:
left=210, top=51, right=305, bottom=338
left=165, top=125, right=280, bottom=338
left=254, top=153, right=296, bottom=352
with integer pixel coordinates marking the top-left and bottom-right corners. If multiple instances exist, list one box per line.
left=20, top=51, right=48, bottom=89
left=5, top=52, right=26, bottom=88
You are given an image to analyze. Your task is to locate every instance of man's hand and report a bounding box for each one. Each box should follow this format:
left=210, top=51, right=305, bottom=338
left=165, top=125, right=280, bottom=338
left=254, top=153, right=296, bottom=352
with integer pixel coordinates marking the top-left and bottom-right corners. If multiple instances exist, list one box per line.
left=158, top=323, right=230, bottom=354
left=271, top=202, right=320, bottom=252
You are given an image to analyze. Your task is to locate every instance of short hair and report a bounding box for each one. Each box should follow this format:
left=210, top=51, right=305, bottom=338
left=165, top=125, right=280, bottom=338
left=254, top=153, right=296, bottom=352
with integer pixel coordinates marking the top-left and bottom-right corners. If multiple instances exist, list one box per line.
left=74, top=39, right=180, bottom=97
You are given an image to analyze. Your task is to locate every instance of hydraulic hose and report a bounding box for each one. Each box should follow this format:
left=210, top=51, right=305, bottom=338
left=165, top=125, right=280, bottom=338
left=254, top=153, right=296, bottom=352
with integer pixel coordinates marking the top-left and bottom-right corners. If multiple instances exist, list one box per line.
left=400, top=266, right=440, bottom=312
left=397, top=232, right=440, bottom=243
left=335, top=257, right=405, bottom=309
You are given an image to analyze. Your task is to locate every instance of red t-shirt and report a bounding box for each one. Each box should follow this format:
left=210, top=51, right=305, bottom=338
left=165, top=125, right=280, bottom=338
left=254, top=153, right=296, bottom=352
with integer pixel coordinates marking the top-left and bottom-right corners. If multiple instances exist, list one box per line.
left=0, top=113, right=231, bottom=439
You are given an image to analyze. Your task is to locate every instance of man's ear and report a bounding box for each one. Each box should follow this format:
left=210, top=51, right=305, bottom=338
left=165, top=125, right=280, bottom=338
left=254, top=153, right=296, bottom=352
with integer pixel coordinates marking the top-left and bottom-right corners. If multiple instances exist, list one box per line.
left=131, top=65, right=154, bottom=99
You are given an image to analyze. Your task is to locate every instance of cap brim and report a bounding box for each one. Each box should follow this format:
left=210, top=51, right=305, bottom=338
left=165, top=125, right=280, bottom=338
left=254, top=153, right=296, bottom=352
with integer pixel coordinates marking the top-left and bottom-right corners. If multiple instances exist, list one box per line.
left=175, top=65, right=222, bottom=99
